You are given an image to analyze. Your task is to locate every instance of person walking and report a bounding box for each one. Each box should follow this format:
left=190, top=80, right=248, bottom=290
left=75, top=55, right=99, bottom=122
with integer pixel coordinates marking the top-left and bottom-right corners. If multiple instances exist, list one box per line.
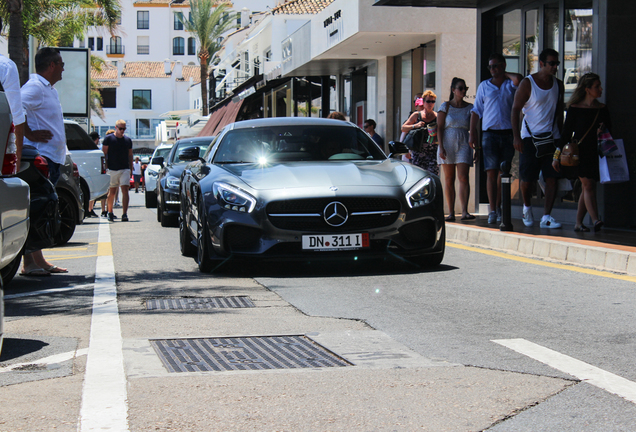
left=86, top=130, right=107, bottom=217
left=470, top=53, right=524, bottom=224
left=437, top=78, right=474, bottom=221
left=511, top=48, right=564, bottom=229
left=103, top=120, right=133, bottom=222
left=133, top=156, right=142, bottom=193
left=552, top=73, right=611, bottom=232
left=363, top=119, right=384, bottom=148
left=20, top=47, right=69, bottom=276
left=401, top=91, right=439, bottom=175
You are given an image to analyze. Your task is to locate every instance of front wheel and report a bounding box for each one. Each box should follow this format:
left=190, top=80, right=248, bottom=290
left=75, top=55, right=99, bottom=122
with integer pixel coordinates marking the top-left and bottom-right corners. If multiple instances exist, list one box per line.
left=180, top=210, right=196, bottom=257
left=56, top=191, right=77, bottom=246
left=196, top=200, right=214, bottom=273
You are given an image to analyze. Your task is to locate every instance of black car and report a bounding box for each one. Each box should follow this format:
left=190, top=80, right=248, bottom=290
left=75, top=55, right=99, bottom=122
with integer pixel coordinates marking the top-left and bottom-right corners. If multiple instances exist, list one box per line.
left=56, top=153, right=84, bottom=245
left=179, top=118, right=445, bottom=272
left=154, top=136, right=214, bottom=227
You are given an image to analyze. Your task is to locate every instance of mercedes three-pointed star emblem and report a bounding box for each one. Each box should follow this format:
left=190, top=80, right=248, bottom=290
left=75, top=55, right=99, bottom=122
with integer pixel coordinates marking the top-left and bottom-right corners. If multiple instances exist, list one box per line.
left=323, top=201, right=348, bottom=227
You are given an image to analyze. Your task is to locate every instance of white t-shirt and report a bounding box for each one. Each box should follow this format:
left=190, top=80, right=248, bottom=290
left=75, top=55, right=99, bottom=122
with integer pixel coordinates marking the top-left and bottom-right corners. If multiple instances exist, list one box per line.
left=133, top=161, right=142, bottom=175
left=0, top=54, right=25, bottom=125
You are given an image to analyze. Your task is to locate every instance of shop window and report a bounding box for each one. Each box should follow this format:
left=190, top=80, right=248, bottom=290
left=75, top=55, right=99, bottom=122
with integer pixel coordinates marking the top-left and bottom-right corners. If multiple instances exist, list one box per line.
left=423, top=42, right=436, bottom=90
left=525, top=9, right=540, bottom=75
left=137, top=11, right=149, bottom=29
left=564, top=1, right=593, bottom=101
left=544, top=3, right=560, bottom=54
left=496, top=10, right=521, bottom=73
left=132, top=90, right=151, bottom=109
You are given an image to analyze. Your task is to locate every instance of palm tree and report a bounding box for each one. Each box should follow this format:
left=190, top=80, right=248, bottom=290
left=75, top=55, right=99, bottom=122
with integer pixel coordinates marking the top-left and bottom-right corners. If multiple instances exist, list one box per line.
left=179, top=0, right=238, bottom=116
left=1, top=0, right=121, bottom=84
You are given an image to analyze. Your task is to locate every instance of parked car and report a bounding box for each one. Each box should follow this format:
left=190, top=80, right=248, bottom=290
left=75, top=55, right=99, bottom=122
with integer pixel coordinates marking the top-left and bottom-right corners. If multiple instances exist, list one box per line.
left=144, top=143, right=173, bottom=208
left=179, top=118, right=445, bottom=272
left=64, top=120, right=109, bottom=213
left=1, top=91, right=30, bottom=354
left=0, top=93, right=30, bottom=288
left=155, top=137, right=214, bottom=227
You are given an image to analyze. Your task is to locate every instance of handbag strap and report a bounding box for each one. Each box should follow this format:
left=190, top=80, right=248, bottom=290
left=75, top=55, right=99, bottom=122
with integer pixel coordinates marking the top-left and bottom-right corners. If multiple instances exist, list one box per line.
left=575, top=109, right=600, bottom=143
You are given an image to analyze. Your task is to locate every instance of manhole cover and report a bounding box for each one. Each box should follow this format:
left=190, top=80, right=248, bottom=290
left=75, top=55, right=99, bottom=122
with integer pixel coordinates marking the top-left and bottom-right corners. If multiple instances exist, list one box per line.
left=150, top=336, right=352, bottom=372
left=146, top=296, right=255, bottom=310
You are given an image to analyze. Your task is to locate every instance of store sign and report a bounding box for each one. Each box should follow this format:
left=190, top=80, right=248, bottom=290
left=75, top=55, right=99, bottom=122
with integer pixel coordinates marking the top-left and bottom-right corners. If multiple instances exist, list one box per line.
left=324, top=10, right=343, bottom=45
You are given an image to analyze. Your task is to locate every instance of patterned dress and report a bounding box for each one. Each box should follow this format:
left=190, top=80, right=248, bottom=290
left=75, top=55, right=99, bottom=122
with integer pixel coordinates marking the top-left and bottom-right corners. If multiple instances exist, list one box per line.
left=437, top=102, right=474, bottom=166
left=411, top=117, right=439, bottom=176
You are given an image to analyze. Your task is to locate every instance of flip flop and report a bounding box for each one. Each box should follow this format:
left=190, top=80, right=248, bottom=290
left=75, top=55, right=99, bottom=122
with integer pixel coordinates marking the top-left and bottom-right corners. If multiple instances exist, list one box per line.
left=445, top=215, right=456, bottom=222
left=593, top=220, right=604, bottom=232
left=460, top=214, right=476, bottom=220
left=20, top=267, right=51, bottom=277
left=43, top=265, right=68, bottom=273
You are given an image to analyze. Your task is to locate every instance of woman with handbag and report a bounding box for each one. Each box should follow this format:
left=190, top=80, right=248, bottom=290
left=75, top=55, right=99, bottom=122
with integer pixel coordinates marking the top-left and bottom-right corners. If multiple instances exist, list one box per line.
left=401, top=90, right=439, bottom=176
left=552, top=73, right=612, bottom=232
left=437, top=78, right=475, bottom=221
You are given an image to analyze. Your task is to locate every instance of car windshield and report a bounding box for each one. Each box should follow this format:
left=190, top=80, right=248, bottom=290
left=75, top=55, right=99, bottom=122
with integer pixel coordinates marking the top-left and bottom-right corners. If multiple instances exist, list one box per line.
left=213, top=126, right=386, bottom=163
left=154, top=147, right=172, bottom=161
left=171, top=141, right=211, bottom=163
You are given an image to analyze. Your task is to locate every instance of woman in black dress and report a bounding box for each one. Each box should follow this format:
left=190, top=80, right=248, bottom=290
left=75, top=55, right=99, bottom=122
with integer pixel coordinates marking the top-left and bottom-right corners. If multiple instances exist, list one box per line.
left=553, top=73, right=611, bottom=232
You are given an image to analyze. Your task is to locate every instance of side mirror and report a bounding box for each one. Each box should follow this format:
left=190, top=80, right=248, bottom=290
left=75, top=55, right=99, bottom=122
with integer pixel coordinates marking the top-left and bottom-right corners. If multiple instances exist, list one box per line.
left=151, top=156, right=164, bottom=166
left=178, top=146, right=202, bottom=162
left=388, top=141, right=409, bottom=158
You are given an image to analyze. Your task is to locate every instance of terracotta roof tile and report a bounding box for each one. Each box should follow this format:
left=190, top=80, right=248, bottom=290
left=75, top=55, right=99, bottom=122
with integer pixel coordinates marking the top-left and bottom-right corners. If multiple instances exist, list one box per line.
left=91, top=62, right=202, bottom=87
left=132, top=0, right=226, bottom=6
left=272, top=0, right=334, bottom=15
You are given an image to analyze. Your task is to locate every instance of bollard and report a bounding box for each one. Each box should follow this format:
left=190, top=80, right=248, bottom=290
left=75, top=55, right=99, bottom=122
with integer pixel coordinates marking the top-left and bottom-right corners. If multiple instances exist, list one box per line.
left=500, top=160, right=513, bottom=231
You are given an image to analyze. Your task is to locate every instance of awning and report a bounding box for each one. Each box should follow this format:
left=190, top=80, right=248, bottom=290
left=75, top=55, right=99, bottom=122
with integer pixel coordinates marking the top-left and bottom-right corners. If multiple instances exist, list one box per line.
left=212, top=100, right=244, bottom=136
left=159, top=109, right=200, bottom=119
left=197, top=104, right=228, bottom=137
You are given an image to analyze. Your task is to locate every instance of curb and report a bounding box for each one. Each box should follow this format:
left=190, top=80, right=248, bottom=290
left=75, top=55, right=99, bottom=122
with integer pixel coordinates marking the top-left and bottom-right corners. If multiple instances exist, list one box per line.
left=446, top=224, right=636, bottom=276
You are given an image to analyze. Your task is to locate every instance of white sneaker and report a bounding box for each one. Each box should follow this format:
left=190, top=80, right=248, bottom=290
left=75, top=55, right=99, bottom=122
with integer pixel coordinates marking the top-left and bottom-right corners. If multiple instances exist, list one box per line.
left=522, top=207, right=534, bottom=227
left=540, top=215, right=562, bottom=229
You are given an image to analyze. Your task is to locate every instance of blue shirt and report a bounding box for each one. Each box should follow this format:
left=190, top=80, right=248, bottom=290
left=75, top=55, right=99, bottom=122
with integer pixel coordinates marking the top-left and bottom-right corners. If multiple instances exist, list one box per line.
left=471, top=78, right=518, bottom=131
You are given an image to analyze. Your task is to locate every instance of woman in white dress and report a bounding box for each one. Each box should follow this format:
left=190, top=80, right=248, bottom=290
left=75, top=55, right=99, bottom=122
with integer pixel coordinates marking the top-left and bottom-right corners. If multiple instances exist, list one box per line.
left=437, top=77, right=475, bottom=221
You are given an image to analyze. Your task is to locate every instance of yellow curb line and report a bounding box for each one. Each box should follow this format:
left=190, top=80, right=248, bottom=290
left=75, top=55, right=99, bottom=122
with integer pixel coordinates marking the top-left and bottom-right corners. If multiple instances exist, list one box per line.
left=447, top=242, right=636, bottom=283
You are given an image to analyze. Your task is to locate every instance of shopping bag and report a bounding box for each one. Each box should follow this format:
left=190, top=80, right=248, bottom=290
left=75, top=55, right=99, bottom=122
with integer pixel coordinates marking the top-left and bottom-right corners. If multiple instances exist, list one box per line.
left=597, top=127, right=618, bottom=157
left=599, top=139, right=629, bottom=184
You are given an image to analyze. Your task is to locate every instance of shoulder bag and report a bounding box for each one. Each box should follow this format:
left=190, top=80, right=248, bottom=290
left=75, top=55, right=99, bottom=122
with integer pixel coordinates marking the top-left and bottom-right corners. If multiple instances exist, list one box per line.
left=403, top=112, right=427, bottom=152
left=560, top=110, right=599, bottom=167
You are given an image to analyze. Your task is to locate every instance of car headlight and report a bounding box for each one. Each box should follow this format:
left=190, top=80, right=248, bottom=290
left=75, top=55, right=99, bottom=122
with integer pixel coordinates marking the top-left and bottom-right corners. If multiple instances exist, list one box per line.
left=147, top=169, right=158, bottom=178
left=166, top=175, right=180, bottom=189
left=213, top=182, right=256, bottom=213
left=406, top=176, right=435, bottom=208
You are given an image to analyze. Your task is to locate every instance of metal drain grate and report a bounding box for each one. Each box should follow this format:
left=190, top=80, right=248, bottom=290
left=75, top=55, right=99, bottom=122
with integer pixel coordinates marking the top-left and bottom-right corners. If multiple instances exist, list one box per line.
left=146, top=296, right=255, bottom=310
left=150, top=336, right=352, bottom=372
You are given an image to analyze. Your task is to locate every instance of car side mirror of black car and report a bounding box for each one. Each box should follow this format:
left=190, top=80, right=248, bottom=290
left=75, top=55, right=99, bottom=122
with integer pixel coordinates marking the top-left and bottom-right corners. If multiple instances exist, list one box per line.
left=388, top=141, right=409, bottom=159
left=151, top=156, right=164, bottom=166
left=178, top=146, right=203, bottom=162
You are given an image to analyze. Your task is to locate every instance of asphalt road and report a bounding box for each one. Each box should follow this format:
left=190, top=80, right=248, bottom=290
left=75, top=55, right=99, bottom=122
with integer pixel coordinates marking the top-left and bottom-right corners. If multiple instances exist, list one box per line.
left=1, top=192, right=635, bottom=431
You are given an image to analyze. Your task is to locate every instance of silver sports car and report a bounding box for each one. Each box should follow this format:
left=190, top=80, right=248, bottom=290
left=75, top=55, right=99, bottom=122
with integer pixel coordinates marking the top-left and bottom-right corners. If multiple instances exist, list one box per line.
left=179, top=117, right=445, bottom=272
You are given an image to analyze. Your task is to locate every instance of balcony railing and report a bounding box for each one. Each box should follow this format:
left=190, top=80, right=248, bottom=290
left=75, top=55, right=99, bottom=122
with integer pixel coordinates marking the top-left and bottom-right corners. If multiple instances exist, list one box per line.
left=106, top=45, right=125, bottom=55
left=137, top=45, right=149, bottom=55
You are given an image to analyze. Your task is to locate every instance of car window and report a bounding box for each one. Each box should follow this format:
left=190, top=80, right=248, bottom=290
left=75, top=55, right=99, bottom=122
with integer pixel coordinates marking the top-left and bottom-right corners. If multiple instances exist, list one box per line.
left=171, top=140, right=212, bottom=163
left=154, top=147, right=172, bottom=161
left=213, top=126, right=386, bottom=163
left=65, top=123, right=98, bottom=151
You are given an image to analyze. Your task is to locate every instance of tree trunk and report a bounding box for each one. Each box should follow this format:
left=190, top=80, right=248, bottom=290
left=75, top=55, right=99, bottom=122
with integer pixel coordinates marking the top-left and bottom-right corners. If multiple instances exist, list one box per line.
left=199, top=53, right=209, bottom=117
left=7, top=0, right=28, bottom=85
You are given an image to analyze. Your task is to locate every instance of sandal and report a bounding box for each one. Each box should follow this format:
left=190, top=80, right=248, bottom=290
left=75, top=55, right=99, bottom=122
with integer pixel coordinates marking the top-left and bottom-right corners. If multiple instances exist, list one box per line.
left=593, top=220, right=604, bottom=232
left=445, top=215, right=456, bottom=222
left=20, top=266, right=51, bottom=277
left=574, top=225, right=590, bottom=232
left=460, top=214, right=476, bottom=221
left=43, top=265, right=68, bottom=273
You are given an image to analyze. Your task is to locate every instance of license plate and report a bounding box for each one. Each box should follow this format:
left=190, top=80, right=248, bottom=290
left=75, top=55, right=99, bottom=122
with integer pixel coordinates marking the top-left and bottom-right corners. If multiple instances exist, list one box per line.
left=302, top=233, right=369, bottom=251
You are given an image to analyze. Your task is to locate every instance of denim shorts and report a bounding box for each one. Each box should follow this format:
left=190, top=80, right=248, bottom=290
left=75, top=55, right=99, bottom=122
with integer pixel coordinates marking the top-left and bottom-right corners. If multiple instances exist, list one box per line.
left=482, top=130, right=515, bottom=171
left=519, top=137, right=559, bottom=182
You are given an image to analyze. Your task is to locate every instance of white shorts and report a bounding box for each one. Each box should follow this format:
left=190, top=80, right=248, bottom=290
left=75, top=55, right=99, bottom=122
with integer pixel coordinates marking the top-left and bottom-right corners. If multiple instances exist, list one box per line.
left=109, top=169, right=131, bottom=187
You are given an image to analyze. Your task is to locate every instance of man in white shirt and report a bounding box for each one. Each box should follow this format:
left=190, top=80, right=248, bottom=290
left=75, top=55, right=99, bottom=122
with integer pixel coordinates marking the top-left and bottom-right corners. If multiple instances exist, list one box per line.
left=0, top=45, right=25, bottom=167
left=19, top=47, right=69, bottom=276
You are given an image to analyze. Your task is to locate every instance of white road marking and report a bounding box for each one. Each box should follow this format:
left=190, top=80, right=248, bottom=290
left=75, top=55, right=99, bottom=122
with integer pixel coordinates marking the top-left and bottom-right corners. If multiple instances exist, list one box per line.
left=0, top=348, right=88, bottom=373
left=4, top=284, right=94, bottom=300
left=78, top=219, right=129, bottom=431
left=493, top=338, right=636, bottom=404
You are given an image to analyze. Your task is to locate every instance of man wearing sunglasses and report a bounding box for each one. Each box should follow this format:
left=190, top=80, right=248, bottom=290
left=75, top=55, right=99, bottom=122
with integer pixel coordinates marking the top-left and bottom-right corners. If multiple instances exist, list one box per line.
left=470, top=53, right=523, bottom=224
left=102, top=119, right=133, bottom=222
left=511, top=48, right=564, bottom=229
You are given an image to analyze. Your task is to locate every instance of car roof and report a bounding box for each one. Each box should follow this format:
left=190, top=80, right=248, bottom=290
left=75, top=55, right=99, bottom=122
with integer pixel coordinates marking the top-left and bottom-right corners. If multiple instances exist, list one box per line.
left=227, top=117, right=358, bottom=130
left=175, top=136, right=215, bottom=145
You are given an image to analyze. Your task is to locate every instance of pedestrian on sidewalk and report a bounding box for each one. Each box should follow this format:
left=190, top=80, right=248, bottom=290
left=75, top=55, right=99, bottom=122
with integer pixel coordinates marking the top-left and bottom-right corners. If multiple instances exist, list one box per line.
left=552, top=73, right=611, bottom=232
left=87, top=131, right=107, bottom=217
left=511, top=48, right=564, bottom=229
left=363, top=119, right=384, bottom=148
left=103, top=120, right=133, bottom=222
left=401, top=91, right=439, bottom=176
left=470, top=53, right=523, bottom=224
left=438, top=77, right=474, bottom=221
left=20, top=47, right=69, bottom=276
left=133, top=156, right=142, bottom=193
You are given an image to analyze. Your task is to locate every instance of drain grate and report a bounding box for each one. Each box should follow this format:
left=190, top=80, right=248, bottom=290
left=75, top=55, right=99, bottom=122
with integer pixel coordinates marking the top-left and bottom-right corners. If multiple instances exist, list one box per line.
left=150, top=335, right=352, bottom=372
left=146, top=296, right=255, bottom=310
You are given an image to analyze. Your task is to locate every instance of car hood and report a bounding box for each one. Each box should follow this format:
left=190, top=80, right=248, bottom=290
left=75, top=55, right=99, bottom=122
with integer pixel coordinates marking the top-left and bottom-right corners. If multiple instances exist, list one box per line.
left=220, top=160, right=409, bottom=190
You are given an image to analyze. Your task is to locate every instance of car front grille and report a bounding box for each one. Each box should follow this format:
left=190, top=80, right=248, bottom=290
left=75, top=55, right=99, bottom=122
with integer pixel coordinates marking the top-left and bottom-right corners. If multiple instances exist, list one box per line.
left=266, top=197, right=401, bottom=232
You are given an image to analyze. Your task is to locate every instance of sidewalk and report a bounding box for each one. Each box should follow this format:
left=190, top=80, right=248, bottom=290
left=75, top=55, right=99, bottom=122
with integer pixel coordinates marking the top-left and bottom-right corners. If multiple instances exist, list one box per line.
left=446, top=215, right=636, bottom=276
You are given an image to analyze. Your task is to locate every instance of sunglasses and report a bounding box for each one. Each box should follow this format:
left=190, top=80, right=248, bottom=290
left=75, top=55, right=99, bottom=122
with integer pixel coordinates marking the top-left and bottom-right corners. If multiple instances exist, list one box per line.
left=117, top=127, right=126, bottom=131
left=487, top=63, right=503, bottom=70
left=455, top=86, right=468, bottom=92
left=425, top=100, right=436, bottom=104
left=546, top=60, right=560, bottom=67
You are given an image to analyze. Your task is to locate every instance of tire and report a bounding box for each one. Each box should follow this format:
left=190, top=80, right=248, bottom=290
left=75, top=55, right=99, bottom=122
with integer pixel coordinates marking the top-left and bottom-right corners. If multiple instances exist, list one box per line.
left=179, top=208, right=196, bottom=257
left=56, top=191, right=77, bottom=246
left=80, top=179, right=90, bottom=215
left=196, top=199, right=214, bottom=273
left=145, top=189, right=157, bottom=208
left=156, top=200, right=162, bottom=223
left=1, top=250, right=23, bottom=287
left=409, top=225, right=445, bottom=268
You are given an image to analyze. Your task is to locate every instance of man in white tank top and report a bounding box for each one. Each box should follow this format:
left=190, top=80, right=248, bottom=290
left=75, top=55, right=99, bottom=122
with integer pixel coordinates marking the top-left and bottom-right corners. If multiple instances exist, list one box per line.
left=511, top=48, right=564, bottom=229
